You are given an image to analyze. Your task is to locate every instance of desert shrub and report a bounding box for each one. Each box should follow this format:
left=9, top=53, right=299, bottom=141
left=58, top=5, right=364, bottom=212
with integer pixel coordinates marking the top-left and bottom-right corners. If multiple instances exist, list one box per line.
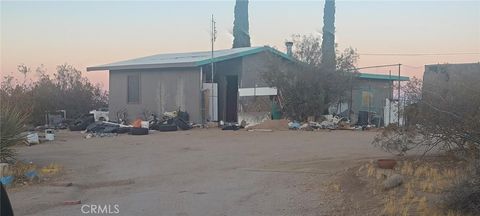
left=261, top=34, right=358, bottom=121
left=373, top=68, right=480, bottom=156
left=443, top=160, right=480, bottom=215
left=1, top=64, right=108, bottom=125
left=0, top=102, right=29, bottom=163
left=372, top=124, right=421, bottom=156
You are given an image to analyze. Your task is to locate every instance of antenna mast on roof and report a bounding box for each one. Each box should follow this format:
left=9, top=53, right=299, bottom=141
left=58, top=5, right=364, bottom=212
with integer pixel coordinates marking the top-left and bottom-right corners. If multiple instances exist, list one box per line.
left=209, top=14, right=217, bottom=122
left=211, top=14, right=217, bottom=83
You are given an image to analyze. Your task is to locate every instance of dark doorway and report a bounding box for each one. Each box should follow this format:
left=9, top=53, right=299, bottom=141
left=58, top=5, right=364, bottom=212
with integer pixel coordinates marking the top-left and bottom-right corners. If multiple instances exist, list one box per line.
left=225, top=75, right=238, bottom=122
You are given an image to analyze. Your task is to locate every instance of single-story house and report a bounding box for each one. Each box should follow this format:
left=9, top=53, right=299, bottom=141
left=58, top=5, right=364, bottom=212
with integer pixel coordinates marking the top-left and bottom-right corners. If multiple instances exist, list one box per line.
left=87, top=46, right=409, bottom=125
left=422, top=62, right=479, bottom=113
left=344, top=73, right=409, bottom=126
left=87, top=46, right=293, bottom=123
left=423, top=62, right=479, bottom=100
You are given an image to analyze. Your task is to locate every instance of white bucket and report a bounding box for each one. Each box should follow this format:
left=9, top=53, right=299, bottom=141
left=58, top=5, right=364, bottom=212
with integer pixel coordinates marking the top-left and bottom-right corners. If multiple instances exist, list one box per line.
left=45, top=129, right=55, bottom=141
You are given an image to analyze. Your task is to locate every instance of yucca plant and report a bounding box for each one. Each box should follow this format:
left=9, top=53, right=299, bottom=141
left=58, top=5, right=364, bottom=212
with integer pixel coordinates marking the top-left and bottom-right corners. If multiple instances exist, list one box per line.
left=0, top=102, right=29, bottom=163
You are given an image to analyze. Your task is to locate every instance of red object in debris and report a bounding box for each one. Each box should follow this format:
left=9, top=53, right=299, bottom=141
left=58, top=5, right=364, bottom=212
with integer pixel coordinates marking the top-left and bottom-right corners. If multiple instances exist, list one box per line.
left=133, top=119, right=142, bottom=128
left=377, top=159, right=397, bottom=169
left=63, top=200, right=81, bottom=205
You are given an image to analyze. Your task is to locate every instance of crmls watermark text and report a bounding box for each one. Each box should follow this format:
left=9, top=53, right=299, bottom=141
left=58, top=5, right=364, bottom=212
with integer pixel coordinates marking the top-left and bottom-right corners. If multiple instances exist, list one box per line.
left=81, top=204, right=120, bottom=214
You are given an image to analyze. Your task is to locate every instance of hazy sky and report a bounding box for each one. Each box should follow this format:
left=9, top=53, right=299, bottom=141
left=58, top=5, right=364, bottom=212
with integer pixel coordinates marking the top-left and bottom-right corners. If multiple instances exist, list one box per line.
left=1, top=0, right=479, bottom=89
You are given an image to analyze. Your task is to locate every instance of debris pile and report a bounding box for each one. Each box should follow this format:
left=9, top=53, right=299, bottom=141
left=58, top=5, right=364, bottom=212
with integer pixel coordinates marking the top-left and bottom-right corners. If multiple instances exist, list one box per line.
left=246, top=119, right=289, bottom=131
left=287, top=115, right=353, bottom=131
left=78, top=110, right=193, bottom=138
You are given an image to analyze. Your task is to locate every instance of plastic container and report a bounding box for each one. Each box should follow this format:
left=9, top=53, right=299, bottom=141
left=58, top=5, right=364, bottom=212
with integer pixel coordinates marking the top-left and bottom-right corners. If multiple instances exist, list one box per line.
left=141, top=121, right=150, bottom=129
left=0, top=176, right=14, bottom=186
left=45, top=129, right=55, bottom=141
left=377, top=159, right=397, bottom=169
left=27, top=132, right=39, bottom=144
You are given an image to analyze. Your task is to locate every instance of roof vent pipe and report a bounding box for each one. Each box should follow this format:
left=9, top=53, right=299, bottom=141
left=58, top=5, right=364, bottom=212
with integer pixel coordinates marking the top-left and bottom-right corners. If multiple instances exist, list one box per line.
left=285, top=41, right=293, bottom=57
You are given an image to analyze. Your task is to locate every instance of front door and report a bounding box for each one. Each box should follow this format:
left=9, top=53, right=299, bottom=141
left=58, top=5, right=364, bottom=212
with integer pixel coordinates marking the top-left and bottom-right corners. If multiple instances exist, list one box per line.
left=225, top=75, right=238, bottom=122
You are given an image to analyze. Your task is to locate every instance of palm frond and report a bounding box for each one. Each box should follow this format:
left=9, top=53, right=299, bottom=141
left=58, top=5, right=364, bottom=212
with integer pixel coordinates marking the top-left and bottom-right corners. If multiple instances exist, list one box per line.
left=0, top=102, right=30, bottom=163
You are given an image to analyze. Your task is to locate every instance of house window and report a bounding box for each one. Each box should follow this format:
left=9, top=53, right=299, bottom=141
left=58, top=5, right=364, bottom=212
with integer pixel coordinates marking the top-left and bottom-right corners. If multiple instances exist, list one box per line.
left=127, top=75, right=140, bottom=103
left=361, top=91, right=373, bottom=107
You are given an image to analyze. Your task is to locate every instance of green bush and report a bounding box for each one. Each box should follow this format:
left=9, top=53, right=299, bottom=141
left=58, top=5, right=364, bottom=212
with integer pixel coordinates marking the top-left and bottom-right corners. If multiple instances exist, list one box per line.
left=1, top=64, right=108, bottom=125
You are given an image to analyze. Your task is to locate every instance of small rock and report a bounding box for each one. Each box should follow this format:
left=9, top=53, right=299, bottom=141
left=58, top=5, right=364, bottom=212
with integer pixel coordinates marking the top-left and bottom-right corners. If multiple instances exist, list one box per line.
left=51, top=182, right=73, bottom=187
left=383, top=174, right=404, bottom=190
left=63, top=200, right=81, bottom=205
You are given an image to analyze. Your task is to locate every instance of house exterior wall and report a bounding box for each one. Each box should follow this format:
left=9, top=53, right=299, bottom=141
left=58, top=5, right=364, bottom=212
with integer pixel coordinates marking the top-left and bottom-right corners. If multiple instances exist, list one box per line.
left=240, top=51, right=276, bottom=88
left=205, top=51, right=286, bottom=123
left=238, top=51, right=290, bottom=124
left=423, top=63, right=480, bottom=102
left=108, top=67, right=202, bottom=123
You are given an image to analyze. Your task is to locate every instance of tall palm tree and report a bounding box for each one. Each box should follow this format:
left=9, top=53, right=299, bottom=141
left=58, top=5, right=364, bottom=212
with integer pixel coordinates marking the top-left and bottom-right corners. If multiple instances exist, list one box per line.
left=232, top=0, right=251, bottom=48
left=321, top=0, right=336, bottom=72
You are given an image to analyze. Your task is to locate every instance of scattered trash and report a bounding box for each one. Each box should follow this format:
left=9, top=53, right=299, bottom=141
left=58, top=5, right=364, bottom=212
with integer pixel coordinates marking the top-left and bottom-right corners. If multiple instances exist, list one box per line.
left=85, top=133, right=94, bottom=139
left=26, top=132, right=39, bottom=145
left=69, top=114, right=95, bottom=131
left=89, top=108, right=109, bottom=122
left=40, top=163, right=61, bottom=175
left=86, top=121, right=121, bottom=134
left=300, top=123, right=314, bottom=131
left=221, top=122, right=240, bottom=131
left=45, top=110, right=67, bottom=129
left=204, top=122, right=218, bottom=128
left=175, top=117, right=192, bottom=130
left=141, top=121, right=149, bottom=129
left=247, top=119, right=289, bottom=131
left=0, top=176, right=14, bottom=186
left=45, top=129, right=55, bottom=141
left=288, top=121, right=301, bottom=130
left=240, top=120, right=247, bottom=128
left=152, top=111, right=192, bottom=132
left=24, top=170, right=39, bottom=181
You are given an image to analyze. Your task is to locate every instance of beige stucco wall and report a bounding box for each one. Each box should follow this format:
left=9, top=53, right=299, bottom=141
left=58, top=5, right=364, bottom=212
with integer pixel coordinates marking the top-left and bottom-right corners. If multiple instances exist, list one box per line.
left=108, top=67, right=202, bottom=123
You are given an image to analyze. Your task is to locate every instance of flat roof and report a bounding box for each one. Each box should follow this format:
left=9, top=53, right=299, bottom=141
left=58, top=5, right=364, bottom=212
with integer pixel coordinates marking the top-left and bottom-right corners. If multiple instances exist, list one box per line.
left=87, top=46, right=293, bottom=71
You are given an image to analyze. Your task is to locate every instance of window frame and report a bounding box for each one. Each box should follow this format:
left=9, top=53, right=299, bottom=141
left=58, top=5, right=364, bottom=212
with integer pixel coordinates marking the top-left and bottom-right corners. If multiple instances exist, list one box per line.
left=127, top=73, right=141, bottom=104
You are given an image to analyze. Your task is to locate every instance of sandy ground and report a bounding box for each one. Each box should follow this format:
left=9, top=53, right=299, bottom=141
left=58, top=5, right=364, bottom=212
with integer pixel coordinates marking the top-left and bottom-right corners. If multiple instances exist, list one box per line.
left=8, top=129, right=391, bottom=216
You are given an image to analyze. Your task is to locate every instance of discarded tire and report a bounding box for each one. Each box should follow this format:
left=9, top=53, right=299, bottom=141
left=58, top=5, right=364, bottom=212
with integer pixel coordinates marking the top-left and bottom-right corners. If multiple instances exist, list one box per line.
left=175, top=118, right=192, bottom=130
left=116, top=127, right=131, bottom=134
left=130, top=127, right=149, bottom=135
left=68, top=125, right=84, bottom=131
left=158, top=124, right=178, bottom=132
left=69, top=114, right=95, bottom=131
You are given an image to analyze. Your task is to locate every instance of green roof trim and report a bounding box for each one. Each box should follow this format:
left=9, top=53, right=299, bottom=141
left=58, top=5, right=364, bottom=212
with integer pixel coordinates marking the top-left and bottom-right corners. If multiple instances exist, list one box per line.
left=194, top=46, right=295, bottom=66
left=87, top=46, right=296, bottom=71
left=357, top=73, right=409, bottom=81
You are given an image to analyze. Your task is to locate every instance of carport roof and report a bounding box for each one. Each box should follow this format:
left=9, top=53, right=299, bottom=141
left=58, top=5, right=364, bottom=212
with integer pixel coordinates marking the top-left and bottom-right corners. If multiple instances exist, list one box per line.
left=357, top=73, right=409, bottom=81
left=87, top=46, right=293, bottom=71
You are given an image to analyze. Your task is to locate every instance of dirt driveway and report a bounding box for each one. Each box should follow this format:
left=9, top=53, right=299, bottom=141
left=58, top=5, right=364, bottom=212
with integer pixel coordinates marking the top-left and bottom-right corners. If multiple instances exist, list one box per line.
left=9, top=129, right=390, bottom=216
